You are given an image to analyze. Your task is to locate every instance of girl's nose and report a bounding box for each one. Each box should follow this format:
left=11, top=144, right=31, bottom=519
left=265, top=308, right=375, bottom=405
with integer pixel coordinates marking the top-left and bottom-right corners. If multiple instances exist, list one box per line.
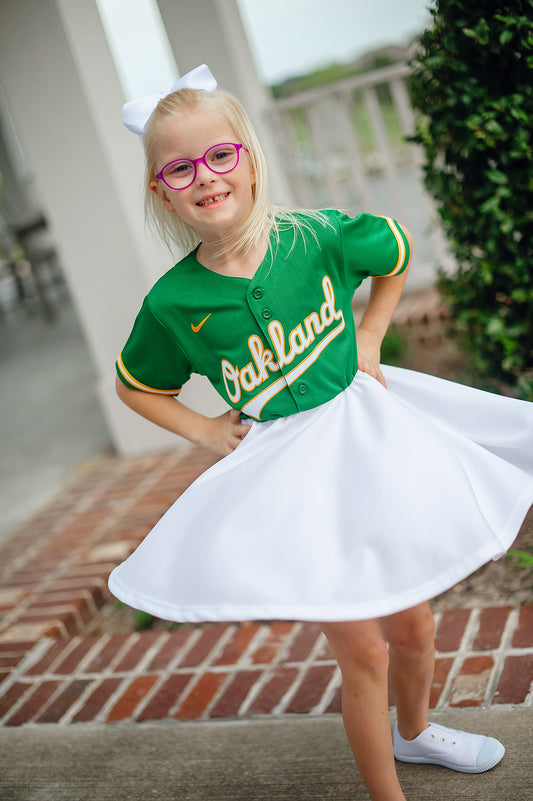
left=195, top=161, right=215, bottom=184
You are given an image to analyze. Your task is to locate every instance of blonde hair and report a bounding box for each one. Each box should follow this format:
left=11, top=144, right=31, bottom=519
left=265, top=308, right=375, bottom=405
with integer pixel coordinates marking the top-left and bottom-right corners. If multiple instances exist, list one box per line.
left=143, top=88, right=328, bottom=259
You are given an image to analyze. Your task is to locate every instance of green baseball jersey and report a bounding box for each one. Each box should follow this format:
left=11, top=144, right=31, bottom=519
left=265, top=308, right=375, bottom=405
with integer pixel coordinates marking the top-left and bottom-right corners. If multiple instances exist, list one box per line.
left=116, top=209, right=410, bottom=421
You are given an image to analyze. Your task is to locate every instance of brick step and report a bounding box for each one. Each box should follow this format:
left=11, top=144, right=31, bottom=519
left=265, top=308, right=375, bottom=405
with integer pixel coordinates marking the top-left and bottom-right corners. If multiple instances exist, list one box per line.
left=1, top=608, right=532, bottom=727
left=0, top=449, right=217, bottom=644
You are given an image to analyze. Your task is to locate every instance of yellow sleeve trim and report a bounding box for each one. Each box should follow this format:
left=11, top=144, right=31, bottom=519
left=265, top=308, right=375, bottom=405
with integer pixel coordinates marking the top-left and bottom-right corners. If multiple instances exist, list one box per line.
left=379, top=217, right=408, bottom=277
left=116, top=353, right=182, bottom=395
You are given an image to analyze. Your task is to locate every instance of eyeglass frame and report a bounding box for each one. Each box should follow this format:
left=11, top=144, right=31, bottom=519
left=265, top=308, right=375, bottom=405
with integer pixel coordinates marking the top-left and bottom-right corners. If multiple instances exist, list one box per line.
left=155, top=142, right=247, bottom=191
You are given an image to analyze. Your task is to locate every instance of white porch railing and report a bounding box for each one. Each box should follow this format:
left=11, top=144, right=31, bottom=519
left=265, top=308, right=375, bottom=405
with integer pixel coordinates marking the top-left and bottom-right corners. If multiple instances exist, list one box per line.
left=269, top=63, right=452, bottom=290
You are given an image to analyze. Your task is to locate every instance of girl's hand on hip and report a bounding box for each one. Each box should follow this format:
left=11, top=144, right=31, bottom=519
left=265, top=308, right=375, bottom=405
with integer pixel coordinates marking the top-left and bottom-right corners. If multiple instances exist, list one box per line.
left=356, top=328, right=387, bottom=388
left=200, top=408, right=251, bottom=457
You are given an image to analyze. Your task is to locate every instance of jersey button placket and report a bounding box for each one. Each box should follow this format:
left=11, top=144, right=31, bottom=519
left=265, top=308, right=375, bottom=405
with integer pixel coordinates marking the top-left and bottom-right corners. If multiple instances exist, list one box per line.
left=248, top=285, right=292, bottom=410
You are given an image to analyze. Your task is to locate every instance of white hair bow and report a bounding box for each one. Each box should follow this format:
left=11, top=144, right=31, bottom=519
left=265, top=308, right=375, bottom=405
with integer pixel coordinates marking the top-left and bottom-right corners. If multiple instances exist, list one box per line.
left=122, top=64, right=218, bottom=135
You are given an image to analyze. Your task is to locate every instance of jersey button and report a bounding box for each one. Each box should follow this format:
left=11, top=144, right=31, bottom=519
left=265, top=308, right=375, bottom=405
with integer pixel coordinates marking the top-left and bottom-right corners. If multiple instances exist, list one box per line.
left=297, top=383, right=308, bottom=395
left=262, top=308, right=273, bottom=320
left=252, top=288, right=264, bottom=299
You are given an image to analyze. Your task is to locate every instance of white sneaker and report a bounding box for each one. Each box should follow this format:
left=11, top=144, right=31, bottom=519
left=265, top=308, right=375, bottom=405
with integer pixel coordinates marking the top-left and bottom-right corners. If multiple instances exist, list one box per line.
left=393, top=722, right=505, bottom=773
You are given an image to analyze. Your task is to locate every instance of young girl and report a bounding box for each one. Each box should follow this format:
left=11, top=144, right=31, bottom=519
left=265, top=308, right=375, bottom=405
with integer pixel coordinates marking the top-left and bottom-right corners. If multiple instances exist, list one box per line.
left=110, top=65, right=533, bottom=801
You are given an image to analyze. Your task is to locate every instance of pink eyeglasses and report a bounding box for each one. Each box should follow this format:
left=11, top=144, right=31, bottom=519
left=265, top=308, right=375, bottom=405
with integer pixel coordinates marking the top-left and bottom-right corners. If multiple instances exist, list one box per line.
left=156, top=143, right=247, bottom=190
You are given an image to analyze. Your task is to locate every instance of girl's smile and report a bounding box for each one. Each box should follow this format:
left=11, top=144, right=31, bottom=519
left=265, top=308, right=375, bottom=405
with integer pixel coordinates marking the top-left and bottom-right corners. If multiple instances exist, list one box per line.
left=150, top=110, right=255, bottom=245
left=196, top=191, right=230, bottom=207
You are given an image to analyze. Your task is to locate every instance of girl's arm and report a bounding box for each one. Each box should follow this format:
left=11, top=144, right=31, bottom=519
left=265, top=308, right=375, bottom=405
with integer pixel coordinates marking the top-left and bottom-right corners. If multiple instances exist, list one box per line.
left=356, top=224, right=413, bottom=387
left=116, top=377, right=251, bottom=457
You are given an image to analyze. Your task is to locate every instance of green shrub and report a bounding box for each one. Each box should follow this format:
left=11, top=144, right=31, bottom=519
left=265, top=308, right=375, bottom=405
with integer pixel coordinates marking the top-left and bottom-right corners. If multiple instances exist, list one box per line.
left=409, top=0, right=533, bottom=398
left=381, top=325, right=407, bottom=364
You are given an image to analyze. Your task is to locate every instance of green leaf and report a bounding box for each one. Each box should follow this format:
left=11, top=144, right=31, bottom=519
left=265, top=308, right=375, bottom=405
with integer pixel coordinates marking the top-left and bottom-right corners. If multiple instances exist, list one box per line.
left=485, top=169, right=508, bottom=185
left=494, top=15, right=516, bottom=27
left=486, top=317, right=504, bottom=337
left=479, top=195, right=500, bottom=214
left=508, top=550, right=533, bottom=567
left=134, top=611, right=155, bottom=630
left=500, top=30, right=513, bottom=46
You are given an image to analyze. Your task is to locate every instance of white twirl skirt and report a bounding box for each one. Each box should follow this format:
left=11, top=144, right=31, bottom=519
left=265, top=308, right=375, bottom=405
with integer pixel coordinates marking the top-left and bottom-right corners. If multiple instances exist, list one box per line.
left=108, top=367, right=533, bottom=622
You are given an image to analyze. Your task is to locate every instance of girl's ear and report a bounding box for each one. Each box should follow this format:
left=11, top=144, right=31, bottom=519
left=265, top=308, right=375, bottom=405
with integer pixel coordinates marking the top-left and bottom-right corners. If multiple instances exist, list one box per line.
left=149, top=180, right=174, bottom=212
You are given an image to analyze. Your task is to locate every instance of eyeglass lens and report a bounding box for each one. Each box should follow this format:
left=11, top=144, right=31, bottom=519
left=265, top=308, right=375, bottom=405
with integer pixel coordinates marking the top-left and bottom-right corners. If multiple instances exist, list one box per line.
left=162, top=144, right=240, bottom=189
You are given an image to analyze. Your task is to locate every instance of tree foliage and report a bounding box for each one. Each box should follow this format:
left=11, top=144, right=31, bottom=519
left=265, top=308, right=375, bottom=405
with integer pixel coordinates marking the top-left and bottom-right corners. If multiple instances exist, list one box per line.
left=409, top=0, right=533, bottom=397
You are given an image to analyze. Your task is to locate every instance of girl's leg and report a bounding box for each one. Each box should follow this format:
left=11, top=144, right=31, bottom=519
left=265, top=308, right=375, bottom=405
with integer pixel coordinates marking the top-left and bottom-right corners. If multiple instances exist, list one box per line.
left=378, top=602, right=435, bottom=740
left=321, top=619, right=407, bottom=801
left=379, top=602, right=505, bottom=773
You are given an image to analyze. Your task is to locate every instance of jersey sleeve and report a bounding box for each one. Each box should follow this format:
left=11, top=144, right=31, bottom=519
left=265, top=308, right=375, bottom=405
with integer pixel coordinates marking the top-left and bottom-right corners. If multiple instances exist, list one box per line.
left=116, top=298, right=192, bottom=395
left=332, top=210, right=411, bottom=288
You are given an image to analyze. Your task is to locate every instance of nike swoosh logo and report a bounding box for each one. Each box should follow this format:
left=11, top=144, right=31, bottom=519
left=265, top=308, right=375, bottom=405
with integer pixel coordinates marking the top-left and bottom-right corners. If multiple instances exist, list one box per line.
left=191, top=313, right=212, bottom=333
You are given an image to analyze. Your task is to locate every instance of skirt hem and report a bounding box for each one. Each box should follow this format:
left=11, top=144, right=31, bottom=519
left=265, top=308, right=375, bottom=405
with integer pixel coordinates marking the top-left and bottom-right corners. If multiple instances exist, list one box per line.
left=108, top=473, right=533, bottom=623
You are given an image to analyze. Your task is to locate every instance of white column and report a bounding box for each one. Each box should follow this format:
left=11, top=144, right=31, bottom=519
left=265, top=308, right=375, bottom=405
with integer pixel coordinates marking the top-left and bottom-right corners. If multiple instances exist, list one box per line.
left=0, top=0, right=226, bottom=455
left=0, top=85, right=42, bottom=228
left=156, top=0, right=293, bottom=206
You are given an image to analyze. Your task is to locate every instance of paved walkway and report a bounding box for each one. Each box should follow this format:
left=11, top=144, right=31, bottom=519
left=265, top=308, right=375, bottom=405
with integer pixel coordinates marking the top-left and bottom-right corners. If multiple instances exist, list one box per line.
left=0, top=446, right=532, bottom=729
left=2, top=710, right=532, bottom=801
left=0, top=302, right=111, bottom=542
